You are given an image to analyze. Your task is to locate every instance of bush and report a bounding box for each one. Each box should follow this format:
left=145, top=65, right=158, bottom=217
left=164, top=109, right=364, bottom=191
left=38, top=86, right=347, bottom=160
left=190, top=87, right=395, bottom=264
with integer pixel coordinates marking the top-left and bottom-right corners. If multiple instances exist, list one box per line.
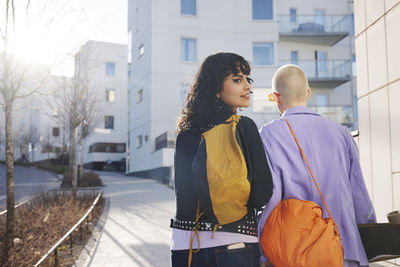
left=34, top=162, right=69, bottom=174
left=61, top=171, right=103, bottom=188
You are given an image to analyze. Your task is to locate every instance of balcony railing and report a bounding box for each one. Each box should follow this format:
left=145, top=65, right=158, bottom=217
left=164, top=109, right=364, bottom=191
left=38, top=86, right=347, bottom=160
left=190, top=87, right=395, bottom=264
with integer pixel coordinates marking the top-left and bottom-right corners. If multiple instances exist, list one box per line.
left=309, top=105, right=354, bottom=128
left=155, top=131, right=176, bottom=151
left=279, top=60, right=352, bottom=88
left=279, top=15, right=351, bottom=45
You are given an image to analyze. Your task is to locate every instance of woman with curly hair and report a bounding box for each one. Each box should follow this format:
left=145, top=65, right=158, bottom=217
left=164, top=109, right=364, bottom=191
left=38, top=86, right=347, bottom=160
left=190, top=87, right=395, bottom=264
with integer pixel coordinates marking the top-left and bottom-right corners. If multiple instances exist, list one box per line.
left=170, top=52, right=273, bottom=267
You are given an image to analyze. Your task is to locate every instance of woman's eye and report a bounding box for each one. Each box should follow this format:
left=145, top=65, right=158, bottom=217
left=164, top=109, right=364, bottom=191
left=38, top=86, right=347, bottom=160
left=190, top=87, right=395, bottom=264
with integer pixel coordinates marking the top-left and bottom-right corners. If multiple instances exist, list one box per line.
left=246, top=77, right=253, bottom=84
left=233, top=78, right=241, bottom=83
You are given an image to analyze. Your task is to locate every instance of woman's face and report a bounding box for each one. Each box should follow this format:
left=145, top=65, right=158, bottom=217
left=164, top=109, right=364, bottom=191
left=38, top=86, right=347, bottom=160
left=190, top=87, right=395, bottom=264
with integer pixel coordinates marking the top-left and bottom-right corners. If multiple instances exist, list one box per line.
left=217, top=71, right=252, bottom=111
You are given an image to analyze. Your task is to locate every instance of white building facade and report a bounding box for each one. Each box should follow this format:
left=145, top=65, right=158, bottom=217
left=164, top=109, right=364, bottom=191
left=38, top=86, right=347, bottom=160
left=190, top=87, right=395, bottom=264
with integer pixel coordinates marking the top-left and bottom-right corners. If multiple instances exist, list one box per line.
left=75, top=41, right=128, bottom=171
left=354, top=0, right=400, bottom=228
left=127, top=0, right=355, bottom=181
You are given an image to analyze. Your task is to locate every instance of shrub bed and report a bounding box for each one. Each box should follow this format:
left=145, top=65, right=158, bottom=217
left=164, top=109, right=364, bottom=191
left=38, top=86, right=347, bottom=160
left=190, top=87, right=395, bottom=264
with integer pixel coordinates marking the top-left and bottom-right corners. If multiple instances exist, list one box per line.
left=61, top=172, right=103, bottom=188
left=0, top=191, right=104, bottom=266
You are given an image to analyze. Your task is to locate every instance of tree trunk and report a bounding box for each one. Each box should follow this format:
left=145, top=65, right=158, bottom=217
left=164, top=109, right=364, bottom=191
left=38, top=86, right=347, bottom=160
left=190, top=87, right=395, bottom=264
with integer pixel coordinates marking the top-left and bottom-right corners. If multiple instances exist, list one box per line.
left=80, top=125, right=84, bottom=182
left=71, top=126, right=78, bottom=197
left=32, top=144, right=35, bottom=162
left=69, top=131, right=72, bottom=171
left=4, top=103, right=15, bottom=259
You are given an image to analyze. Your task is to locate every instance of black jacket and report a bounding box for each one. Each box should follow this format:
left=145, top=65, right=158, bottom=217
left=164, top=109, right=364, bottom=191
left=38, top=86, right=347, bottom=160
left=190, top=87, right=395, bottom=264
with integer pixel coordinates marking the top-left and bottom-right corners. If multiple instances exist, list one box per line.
left=171, top=114, right=273, bottom=235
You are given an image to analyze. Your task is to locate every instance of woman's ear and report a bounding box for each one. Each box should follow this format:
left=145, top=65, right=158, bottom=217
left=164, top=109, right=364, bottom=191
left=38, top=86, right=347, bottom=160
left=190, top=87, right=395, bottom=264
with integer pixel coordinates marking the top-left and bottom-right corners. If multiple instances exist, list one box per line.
left=216, top=93, right=220, bottom=98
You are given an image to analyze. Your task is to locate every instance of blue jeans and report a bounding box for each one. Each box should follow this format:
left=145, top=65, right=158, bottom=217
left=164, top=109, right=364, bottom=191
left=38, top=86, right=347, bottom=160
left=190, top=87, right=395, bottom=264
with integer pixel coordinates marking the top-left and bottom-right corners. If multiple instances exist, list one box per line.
left=171, top=243, right=260, bottom=267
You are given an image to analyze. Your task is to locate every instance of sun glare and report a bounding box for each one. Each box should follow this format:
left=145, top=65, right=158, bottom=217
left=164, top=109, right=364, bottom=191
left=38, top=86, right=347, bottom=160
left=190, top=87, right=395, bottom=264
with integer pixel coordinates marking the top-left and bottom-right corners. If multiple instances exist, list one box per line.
left=11, top=20, right=57, bottom=65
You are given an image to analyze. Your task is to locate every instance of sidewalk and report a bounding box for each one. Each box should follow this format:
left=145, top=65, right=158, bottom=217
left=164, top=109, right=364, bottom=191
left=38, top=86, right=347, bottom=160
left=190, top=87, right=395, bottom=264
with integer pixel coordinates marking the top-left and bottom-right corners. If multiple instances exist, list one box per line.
left=81, top=172, right=175, bottom=267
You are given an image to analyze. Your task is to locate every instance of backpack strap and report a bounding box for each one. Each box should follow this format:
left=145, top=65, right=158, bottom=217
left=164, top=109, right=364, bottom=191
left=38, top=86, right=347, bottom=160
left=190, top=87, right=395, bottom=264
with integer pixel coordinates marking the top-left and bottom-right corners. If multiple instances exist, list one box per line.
left=188, top=201, right=203, bottom=267
left=283, top=118, right=335, bottom=223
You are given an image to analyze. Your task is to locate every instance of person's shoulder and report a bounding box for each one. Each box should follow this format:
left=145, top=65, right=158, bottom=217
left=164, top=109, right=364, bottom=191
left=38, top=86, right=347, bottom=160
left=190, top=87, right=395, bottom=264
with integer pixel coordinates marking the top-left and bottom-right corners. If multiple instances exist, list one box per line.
left=176, top=130, right=200, bottom=142
left=260, top=117, right=285, bottom=134
left=237, top=115, right=257, bottom=128
left=318, top=116, right=351, bottom=135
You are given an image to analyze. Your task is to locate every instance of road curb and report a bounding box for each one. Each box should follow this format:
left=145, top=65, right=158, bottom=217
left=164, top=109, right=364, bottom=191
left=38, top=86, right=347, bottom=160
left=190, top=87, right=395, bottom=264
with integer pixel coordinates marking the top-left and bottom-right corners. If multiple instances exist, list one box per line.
left=74, top=195, right=110, bottom=267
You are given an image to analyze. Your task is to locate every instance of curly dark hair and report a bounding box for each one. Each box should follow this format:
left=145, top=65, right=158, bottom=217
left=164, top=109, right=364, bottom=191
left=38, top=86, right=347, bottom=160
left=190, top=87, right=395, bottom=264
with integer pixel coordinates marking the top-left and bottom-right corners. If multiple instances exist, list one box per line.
left=177, top=52, right=251, bottom=134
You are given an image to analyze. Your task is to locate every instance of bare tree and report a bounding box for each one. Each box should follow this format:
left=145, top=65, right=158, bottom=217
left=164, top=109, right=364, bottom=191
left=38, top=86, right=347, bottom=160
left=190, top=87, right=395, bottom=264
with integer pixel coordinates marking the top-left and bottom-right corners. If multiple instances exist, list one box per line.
left=79, top=96, right=102, bottom=180
left=0, top=1, right=39, bottom=257
left=51, top=42, right=102, bottom=190
left=51, top=77, right=82, bottom=195
left=0, top=0, right=64, bottom=258
left=51, top=53, right=101, bottom=194
left=0, top=0, right=114, bottom=259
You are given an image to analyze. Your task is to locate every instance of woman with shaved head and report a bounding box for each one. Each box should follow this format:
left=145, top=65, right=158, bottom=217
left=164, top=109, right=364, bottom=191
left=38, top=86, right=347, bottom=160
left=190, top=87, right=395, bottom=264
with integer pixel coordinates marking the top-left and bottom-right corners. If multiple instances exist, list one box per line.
left=258, top=64, right=376, bottom=267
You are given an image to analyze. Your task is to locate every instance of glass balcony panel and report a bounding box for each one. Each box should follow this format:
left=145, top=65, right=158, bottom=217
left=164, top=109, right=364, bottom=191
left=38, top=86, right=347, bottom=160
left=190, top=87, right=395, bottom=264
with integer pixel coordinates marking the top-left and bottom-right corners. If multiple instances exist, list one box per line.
left=279, top=15, right=350, bottom=33
left=279, top=60, right=351, bottom=79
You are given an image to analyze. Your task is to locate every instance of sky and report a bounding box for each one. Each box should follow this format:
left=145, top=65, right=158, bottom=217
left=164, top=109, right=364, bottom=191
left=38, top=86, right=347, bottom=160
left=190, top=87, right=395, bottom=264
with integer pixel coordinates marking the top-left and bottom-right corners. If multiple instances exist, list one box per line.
left=10, top=0, right=127, bottom=76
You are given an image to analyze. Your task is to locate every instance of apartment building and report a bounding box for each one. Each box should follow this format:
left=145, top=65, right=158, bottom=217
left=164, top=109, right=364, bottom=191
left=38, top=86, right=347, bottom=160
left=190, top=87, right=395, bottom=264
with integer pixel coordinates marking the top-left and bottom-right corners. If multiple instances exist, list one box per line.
left=75, top=40, right=128, bottom=170
left=127, top=0, right=355, bottom=181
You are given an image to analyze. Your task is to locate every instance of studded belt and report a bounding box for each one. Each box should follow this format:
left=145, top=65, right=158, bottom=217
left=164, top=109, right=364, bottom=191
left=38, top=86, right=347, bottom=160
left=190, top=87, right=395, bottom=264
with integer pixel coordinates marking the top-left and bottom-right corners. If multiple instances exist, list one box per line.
left=170, top=212, right=258, bottom=237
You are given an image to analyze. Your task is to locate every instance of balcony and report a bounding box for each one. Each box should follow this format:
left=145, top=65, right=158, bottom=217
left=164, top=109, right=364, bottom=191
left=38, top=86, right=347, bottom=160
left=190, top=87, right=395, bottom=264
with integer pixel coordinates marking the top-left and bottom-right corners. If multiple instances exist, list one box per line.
left=279, top=15, right=351, bottom=45
left=155, top=131, right=176, bottom=151
left=279, top=60, right=352, bottom=88
left=309, top=105, right=354, bottom=129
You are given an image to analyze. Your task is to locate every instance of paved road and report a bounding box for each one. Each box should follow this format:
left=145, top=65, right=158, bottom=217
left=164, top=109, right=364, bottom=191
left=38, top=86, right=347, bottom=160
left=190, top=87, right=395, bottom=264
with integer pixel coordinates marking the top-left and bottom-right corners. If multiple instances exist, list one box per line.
left=82, top=172, right=175, bottom=267
left=0, top=164, right=60, bottom=205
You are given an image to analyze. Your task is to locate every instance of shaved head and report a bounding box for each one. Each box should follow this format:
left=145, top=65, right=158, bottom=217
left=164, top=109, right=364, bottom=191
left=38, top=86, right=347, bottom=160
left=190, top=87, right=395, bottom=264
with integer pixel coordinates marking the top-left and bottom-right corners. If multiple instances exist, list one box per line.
left=272, top=64, right=309, bottom=103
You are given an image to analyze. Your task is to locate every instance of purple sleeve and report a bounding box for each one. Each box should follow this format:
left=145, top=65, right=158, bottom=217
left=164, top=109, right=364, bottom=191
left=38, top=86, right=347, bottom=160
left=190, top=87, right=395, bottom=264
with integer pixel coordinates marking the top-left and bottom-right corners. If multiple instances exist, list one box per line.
left=257, top=127, right=283, bottom=263
left=347, top=132, right=377, bottom=223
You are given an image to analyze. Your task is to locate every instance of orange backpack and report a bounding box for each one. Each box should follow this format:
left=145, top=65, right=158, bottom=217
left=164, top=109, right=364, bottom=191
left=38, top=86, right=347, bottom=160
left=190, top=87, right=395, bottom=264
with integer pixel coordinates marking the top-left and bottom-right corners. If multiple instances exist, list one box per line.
left=260, top=118, right=344, bottom=267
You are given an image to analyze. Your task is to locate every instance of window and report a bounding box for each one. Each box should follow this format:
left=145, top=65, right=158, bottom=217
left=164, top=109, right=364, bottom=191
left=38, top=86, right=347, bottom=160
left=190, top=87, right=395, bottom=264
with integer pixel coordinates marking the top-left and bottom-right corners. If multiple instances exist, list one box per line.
left=316, top=94, right=329, bottom=106
left=52, top=127, right=60, bottom=137
left=105, top=62, right=115, bottom=76
left=137, top=89, right=143, bottom=103
left=105, top=88, right=115, bottom=102
left=314, top=9, right=325, bottom=27
left=291, top=51, right=298, bottom=65
left=116, top=144, right=125, bottom=153
left=181, top=38, right=197, bottom=62
left=253, top=88, right=276, bottom=113
left=315, top=50, right=327, bottom=77
left=350, top=14, right=355, bottom=35
left=138, top=44, right=144, bottom=58
left=352, top=54, right=356, bottom=77
left=181, top=0, right=196, bottom=15
left=252, top=0, right=273, bottom=20
left=89, top=143, right=126, bottom=153
left=180, top=84, right=189, bottom=104
left=253, top=43, right=274, bottom=65
left=136, top=135, right=143, bottom=148
left=105, top=116, right=114, bottom=129
left=290, top=8, right=297, bottom=23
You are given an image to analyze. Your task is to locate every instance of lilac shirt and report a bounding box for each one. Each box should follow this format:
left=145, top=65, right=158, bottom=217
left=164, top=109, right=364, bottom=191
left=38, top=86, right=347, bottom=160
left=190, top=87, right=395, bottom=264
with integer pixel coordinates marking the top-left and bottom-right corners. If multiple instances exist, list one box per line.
left=258, top=106, right=376, bottom=266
